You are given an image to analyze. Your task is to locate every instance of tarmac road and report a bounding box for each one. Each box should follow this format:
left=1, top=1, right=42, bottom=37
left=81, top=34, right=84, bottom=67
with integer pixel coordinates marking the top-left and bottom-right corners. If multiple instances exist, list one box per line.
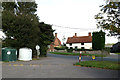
left=2, top=53, right=119, bottom=78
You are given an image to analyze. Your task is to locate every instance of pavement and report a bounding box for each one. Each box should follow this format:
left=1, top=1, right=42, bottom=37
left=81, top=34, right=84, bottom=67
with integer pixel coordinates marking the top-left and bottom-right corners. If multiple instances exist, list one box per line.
left=1, top=53, right=119, bottom=78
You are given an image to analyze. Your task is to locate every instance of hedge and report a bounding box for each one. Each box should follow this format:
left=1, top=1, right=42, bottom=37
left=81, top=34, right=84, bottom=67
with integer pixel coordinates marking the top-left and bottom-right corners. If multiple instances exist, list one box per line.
left=67, top=47, right=73, bottom=52
left=92, top=31, right=105, bottom=50
left=54, top=46, right=66, bottom=50
left=40, top=45, right=48, bottom=56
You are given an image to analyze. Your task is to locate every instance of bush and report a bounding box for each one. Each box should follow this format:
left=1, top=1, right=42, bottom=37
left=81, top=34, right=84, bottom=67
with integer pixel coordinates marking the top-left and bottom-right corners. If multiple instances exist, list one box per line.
left=92, top=31, right=105, bottom=50
left=67, top=47, right=73, bottom=52
left=40, top=45, right=48, bottom=56
left=54, top=46, right=66, bottom=50
left=66, top=47, right=68, bottom=49
left=104, top=47, right=111, bottom=52
left=110, top=42, right=120, bottom=53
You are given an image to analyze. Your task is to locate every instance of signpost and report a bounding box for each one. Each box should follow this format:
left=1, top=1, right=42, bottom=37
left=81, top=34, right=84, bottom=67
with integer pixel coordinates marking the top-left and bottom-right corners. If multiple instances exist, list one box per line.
left=36, top=45, right=40, bottom=59
left=79, top=51, right=82, bottom=62
left=92, top=55, right=95, bottom=60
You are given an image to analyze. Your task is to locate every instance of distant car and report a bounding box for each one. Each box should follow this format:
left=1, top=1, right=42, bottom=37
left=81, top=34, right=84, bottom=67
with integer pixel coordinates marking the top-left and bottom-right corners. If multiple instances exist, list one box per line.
left=110, top=42, right=120, bottom=53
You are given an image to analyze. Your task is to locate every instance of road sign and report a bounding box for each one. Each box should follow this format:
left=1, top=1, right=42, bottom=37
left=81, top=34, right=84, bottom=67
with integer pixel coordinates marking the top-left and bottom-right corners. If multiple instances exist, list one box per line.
left=92, top=55, right=95, bottom=60
left=36, top=45, right=40, bottom=50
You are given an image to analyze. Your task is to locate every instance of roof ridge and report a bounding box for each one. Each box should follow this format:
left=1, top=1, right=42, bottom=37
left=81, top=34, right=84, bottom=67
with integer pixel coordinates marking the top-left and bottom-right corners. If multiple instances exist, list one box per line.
left=66, top=35, right=92, bottom=44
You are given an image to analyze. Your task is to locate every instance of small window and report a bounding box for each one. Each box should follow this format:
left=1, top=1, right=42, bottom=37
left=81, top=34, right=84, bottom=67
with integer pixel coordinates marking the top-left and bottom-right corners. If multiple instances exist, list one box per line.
left=81, top=43, right=84, bottom=45
left=69, top=43, right=72, bottom=46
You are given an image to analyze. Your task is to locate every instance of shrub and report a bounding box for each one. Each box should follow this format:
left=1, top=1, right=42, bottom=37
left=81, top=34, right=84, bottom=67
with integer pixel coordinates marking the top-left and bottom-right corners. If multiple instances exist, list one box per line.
left=40, top=45, right=48, bottom=56
left=67, top=47, right=73, bottom=52
left=92, top=30, right=105, bottom=50
left=54, top=46, right=66, bottom=50
left=110, top=42, right=120, bottom=53
left=104, top=47, right=111, bottom=52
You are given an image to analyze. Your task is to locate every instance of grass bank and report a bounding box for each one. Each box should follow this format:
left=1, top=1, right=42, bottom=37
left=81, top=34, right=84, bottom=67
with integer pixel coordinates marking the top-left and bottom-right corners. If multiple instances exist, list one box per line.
left=50, top=52, right=107, bottom=57
left=74, top=61, right=120, bottom=70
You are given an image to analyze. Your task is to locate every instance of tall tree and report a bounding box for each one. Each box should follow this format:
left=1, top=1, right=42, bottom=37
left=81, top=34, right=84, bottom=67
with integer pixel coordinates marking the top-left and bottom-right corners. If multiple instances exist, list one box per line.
left=95, top=2, right=120, bottom=39
left=2, top=2, right=40, bottom=55
left=38, top=22, right=54, bottom=56
left=2, top=2, right=55, bottom=57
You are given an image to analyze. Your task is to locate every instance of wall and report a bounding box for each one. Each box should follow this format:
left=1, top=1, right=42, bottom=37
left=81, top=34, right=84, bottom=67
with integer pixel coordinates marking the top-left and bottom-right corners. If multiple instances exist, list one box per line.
left=66, top=43, right=92, bottom=49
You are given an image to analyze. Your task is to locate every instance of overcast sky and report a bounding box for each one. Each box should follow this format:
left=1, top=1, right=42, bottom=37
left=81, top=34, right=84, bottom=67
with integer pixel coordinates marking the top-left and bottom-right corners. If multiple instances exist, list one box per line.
left=1, top=0, right=118, bottom=44
left=35, top=0, right=119, bottom=44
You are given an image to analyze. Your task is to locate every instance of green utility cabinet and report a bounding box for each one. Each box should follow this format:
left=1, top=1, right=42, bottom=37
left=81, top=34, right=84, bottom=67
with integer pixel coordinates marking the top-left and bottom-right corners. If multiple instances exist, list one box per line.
left=2, top=48, right=17, bottom=61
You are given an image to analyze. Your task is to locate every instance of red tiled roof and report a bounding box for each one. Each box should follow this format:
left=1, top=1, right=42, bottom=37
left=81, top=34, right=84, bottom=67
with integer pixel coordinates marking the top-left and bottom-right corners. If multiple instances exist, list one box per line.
left=66, top=36, right=92, bottom=44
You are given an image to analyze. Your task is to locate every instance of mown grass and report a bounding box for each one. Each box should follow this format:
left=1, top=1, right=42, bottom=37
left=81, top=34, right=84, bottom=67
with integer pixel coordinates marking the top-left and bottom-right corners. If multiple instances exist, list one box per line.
left=50, top=52, right=107, bottom=57
left=74, top=61, right=120, bottom=70
left=114, top=53, right=120, bottom=55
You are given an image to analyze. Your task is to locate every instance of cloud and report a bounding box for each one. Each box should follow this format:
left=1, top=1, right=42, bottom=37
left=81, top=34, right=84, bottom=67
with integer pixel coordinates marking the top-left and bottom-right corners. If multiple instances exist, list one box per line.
left=35, top=0, right=118, bottom=44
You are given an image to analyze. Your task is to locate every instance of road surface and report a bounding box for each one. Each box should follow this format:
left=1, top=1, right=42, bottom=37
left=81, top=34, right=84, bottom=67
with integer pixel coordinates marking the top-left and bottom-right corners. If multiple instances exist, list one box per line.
left=1, top=53, right=119, bottom=78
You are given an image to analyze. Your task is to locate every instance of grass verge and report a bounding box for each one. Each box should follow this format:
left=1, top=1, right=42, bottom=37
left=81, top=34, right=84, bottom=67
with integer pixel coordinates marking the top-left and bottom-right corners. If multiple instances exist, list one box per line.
left=74, top=61, right=120, bottom=70
left=114, top=53, right=120, bottom=55
left=50, top=52, right=107, bottom=57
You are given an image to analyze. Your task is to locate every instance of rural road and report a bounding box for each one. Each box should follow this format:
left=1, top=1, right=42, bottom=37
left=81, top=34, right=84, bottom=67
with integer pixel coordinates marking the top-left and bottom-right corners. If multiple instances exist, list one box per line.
left=1, top=53, right=119, bottom=78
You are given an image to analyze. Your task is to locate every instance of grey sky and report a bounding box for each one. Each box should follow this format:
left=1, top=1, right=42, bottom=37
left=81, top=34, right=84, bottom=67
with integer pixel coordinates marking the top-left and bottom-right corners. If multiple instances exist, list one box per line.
left=35, top=0, right=118, bottom=44
left=0, top=0, right=118, bottom=44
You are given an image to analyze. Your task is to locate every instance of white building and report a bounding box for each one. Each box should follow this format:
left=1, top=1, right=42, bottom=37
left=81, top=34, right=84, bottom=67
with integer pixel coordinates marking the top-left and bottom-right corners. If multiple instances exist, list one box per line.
left=66, top=32, right=92, bottom=49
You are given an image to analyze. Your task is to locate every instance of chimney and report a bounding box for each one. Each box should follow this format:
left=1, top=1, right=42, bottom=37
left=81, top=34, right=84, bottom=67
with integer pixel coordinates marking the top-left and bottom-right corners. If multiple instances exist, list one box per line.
left=55, top=33, right=57, bottom=38
left=75, top=33, right=77, bottom=37
left=88, top=32, right=91, bottom=36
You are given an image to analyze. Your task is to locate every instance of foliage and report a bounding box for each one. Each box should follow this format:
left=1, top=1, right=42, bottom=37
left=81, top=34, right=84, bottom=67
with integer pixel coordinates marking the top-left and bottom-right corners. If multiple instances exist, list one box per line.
left=2, top=2, right=37, bottom=15
left=54, top=46, right=66, bottom=50
left=2, top=2, right=39, bottom=52
left=2, top=2, right=54, bottom=57
left=67, top=47, right=73, bottom=52
left=40, top=45, right=48, bottom=56
left=110, top=42, right=120, bottom=53
left=38, top=22, right=54, bottom=56
left=92, top=31, right=105, bottom=50
left=103, top=47, right=111, bottom=53
left=114, top=53, right=120, bottom=55
left=75, top=61, right=120, bottom=70
left=95, top=2, right=120, bottom=37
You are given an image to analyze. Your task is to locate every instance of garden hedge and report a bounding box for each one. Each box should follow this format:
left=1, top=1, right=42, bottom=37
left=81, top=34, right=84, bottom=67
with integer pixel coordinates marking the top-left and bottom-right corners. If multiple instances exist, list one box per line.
left=92, top=31, right=105, bottom=50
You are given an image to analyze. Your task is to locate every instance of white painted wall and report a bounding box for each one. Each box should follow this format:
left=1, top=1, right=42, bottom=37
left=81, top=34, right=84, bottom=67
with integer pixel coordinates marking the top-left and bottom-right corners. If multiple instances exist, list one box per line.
left=66, top=43, right=92, bottom=49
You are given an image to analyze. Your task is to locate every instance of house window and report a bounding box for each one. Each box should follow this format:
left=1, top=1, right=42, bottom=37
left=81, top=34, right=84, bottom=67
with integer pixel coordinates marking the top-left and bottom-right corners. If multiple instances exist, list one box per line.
left=81, top=43, right=84, bottom=45
left=69, top=43, right=72, bottom=46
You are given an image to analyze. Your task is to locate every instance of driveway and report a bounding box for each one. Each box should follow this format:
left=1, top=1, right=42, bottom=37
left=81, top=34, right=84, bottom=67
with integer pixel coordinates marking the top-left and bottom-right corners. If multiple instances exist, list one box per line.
left=2, top=53, right=119, bottom=78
